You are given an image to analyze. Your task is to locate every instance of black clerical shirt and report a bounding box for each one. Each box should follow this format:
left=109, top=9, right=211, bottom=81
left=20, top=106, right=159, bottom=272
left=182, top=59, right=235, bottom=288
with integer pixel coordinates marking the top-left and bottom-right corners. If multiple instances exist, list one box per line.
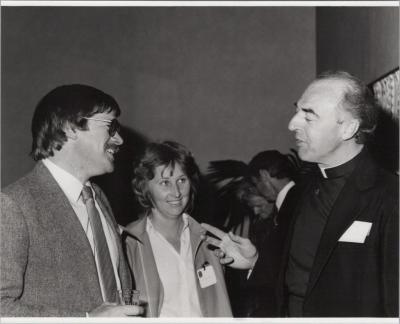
left=285, top=152, right=362, bottom=316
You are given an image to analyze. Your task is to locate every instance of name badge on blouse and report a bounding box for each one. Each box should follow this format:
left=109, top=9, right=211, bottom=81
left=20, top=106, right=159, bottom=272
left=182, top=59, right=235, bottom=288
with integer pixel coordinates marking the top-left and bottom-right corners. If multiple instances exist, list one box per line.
left=197, top=262, right=217, bottom=288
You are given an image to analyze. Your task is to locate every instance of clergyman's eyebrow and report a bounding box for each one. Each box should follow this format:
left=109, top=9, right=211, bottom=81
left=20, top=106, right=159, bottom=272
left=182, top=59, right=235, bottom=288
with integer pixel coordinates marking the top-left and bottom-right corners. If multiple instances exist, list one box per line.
left=294, top=102, right=319, bottom=117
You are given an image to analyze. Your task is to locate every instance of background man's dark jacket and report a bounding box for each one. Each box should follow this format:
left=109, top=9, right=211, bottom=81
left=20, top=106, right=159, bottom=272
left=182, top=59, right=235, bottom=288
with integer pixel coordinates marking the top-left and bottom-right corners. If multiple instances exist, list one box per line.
left=229, top=186, right=299, bottom=317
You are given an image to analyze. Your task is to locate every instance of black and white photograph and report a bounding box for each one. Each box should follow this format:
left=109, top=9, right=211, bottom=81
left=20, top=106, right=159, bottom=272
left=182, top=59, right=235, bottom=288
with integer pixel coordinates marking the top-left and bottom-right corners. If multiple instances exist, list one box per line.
left=1, top=1, right=398, bottom=323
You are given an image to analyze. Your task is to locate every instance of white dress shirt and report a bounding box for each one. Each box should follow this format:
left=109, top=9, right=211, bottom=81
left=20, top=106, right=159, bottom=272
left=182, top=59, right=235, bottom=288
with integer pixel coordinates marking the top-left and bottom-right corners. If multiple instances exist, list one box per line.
left=275, top=180, right=295, bottom=211
left=147, top=214, right=202, bottom=317
left=42, top=159, right=121, bottom=301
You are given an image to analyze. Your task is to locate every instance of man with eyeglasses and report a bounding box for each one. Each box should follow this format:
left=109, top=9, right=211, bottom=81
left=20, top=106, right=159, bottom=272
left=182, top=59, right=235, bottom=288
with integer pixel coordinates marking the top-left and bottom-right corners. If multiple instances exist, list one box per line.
left=0, top=84, right=143, bottom=317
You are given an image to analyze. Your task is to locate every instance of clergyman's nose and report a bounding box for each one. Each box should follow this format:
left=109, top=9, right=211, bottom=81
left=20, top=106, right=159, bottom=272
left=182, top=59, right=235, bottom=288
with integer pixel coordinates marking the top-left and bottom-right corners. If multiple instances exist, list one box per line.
left=288, top=113, right=299, bottom=132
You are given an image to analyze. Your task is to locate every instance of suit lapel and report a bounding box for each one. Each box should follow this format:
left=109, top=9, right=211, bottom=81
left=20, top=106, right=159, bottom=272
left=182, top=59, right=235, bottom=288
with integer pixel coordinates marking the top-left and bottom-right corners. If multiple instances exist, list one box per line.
left=305, top=179, right=360, bottom=295
left=29, top=162, right=102, bottom=302
left=32, top=162, right=96, bottom=258
left=305, top=151, right=378, bottom=296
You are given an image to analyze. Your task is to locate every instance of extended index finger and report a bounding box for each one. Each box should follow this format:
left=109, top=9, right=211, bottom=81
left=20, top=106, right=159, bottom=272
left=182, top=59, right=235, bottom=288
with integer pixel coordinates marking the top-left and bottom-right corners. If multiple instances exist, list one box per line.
left=201, top=223, right=227, bottom=239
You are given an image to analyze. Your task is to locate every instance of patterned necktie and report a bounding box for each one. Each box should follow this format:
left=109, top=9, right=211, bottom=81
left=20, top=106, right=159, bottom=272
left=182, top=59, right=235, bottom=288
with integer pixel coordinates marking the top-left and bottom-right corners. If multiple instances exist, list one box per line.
left=81, top=185, right=117, bottom=302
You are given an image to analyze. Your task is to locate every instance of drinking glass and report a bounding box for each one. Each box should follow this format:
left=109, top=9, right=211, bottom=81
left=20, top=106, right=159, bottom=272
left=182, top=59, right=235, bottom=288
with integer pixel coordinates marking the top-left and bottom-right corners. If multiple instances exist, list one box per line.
left=116, top=289, right=140, bottom=306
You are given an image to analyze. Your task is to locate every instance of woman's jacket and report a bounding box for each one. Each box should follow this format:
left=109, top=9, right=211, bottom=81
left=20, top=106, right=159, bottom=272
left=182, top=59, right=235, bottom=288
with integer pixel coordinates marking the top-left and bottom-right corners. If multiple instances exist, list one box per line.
left=124, top=214, right=232, bottom=317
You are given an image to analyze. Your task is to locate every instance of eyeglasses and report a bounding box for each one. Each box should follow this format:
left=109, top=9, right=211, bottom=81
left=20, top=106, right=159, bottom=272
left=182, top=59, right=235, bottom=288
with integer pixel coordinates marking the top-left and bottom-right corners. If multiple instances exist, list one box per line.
left=83, top=117, right=121, bottom=137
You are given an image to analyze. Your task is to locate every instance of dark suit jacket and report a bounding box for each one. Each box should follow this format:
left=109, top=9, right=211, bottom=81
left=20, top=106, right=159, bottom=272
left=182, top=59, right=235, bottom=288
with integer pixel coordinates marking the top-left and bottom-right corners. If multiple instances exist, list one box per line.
left=0, top=162, right=132, bottom=316
left=271, top=150, right=398, bottom=317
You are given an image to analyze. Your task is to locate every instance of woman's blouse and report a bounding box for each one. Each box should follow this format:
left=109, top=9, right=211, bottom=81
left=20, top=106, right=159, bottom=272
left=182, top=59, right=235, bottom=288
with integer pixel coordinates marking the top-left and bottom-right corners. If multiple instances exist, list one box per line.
left=146, top=215, right=202, bottom=317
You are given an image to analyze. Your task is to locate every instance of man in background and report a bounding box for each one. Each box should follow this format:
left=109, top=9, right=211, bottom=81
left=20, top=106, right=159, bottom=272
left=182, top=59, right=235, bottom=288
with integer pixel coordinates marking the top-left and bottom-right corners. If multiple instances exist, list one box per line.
left=1, top=85, right=143, bottom=316
left=203, top=71, right=398, bottom=317
left=247, top=150, right=297, bottom=231
left=226, top=150, right=299, bottom=317
left=245, top=150, right=298, bottom=316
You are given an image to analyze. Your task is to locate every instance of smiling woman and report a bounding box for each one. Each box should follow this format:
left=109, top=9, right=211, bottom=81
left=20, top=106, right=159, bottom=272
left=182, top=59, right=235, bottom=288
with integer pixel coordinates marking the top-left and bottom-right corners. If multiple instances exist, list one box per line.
left=146, top=163, right=191, bottom=224
left=123, top=141, right=232, bottom=317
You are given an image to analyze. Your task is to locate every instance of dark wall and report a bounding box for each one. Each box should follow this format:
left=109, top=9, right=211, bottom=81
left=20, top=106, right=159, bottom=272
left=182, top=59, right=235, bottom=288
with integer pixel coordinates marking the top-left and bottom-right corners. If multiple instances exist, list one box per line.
left=316, top=7, right=399, bottom=172
left=1, top=7, right=316, bottom=191
left=317, top=7, right=398, bottom=82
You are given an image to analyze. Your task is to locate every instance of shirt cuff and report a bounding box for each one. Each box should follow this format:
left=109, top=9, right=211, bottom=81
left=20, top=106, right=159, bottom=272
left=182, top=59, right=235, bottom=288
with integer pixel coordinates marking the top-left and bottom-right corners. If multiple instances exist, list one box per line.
left=246, top=268, right=254, bottom=279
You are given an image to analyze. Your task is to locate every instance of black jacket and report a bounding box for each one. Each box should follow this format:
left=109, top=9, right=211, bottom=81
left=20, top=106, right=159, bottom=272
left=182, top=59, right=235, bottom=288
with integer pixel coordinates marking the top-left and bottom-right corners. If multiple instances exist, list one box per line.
left=271, top=150, right=399, bottom=317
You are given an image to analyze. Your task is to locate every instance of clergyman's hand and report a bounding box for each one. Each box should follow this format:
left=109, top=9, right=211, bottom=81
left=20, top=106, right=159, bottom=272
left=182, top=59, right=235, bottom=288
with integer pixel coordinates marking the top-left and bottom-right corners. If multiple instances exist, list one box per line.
left=201, top=223, right=258, bottom=270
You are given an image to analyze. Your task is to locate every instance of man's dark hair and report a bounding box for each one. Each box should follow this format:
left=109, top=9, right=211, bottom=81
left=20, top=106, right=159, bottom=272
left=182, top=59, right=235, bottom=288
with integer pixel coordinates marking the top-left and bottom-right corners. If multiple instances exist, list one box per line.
left=132, top=140, right=201, bottom=213
left=316, top=70, right=378, bottom=144
left=248, top=150, right=295, bottom=180
left=30, top=84, right=121, bottom=161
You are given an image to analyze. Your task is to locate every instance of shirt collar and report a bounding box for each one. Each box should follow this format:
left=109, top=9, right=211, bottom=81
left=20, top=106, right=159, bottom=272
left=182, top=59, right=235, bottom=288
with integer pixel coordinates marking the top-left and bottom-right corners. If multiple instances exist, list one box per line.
left=181, top=213, right=190, bottom=230
left=318, top=151, right=362, bottom=179
left=146, top=212, right=190, bottom=233
left=275, top=180, right=295, bottom=211
left=42, top=158, right=90, bottom=203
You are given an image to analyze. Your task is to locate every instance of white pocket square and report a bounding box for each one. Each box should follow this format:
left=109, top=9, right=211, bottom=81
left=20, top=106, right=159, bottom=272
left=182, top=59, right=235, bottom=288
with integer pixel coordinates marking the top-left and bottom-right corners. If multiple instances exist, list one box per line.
left=338, top=221, right=372, bottom=243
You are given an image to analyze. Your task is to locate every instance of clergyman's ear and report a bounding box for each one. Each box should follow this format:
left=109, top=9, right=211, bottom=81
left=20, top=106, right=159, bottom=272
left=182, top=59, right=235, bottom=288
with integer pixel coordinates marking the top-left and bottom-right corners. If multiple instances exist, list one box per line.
left=342, top=118, right=360, bottom=141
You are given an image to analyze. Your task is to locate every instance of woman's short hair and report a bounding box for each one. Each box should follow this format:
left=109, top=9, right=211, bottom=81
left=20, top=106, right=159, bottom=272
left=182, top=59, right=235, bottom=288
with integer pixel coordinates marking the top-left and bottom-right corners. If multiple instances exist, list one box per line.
left=30, top=84, right=120, bottom=161
left=132, top=140, right=201, bottom=212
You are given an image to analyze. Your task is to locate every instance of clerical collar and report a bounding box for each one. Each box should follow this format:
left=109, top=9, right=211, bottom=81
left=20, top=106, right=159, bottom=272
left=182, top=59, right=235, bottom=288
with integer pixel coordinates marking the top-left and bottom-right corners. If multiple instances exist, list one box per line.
left=319, top=151, right=362, bottom=179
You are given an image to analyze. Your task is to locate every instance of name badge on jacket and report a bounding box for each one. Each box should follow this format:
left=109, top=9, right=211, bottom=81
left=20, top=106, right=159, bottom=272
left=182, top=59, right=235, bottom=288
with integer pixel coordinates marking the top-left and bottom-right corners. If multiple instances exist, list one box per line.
left=339, top=221, right=372, bottom=243
left=197, top=262, right=217, bottom=288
